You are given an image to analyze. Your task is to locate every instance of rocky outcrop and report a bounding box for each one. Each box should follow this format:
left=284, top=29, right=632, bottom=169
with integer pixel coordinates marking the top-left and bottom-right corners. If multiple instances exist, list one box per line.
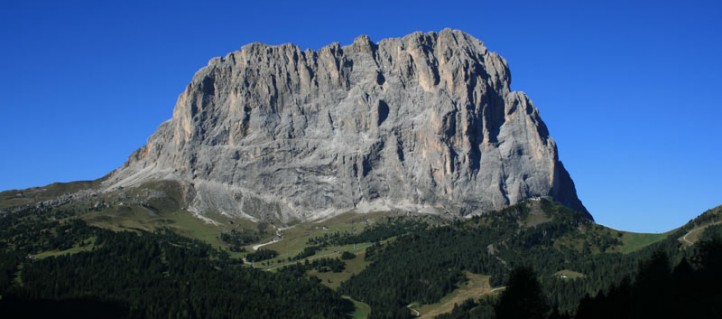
left=105, top=29, right=590, bottom=222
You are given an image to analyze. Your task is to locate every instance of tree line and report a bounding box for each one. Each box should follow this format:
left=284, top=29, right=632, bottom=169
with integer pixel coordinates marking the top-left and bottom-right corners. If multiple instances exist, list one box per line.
left=0, top=207, right=354, bottom=318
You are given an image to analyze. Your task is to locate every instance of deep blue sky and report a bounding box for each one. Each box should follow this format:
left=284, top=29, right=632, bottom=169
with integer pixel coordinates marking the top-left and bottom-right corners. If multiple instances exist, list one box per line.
left=1, top=0, right=720, bottom=233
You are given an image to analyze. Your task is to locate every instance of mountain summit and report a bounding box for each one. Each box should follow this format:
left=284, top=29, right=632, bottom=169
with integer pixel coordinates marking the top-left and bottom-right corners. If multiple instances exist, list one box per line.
left=105, top=29, right=589, bottom=222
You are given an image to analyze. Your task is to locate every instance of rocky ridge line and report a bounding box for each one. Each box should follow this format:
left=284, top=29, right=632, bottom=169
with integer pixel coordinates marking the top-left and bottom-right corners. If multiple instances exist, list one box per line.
left=105, top=29, right=590, bottom=223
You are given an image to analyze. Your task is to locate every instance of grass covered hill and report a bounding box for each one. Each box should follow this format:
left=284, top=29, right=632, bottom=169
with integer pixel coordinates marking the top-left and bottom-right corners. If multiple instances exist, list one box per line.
left=1, top=181, right=720, bottom=318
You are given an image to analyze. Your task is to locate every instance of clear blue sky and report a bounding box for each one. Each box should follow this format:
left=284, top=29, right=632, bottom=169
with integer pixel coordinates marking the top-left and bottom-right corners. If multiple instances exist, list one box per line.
left=1, top=0, right=720, bottom=233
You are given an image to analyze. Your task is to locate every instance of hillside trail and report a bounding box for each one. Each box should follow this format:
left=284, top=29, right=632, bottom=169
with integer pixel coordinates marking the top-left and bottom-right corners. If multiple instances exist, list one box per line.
left=252, top=226, right=292, bottom=251
left=680, top=221, right=721, bottom=246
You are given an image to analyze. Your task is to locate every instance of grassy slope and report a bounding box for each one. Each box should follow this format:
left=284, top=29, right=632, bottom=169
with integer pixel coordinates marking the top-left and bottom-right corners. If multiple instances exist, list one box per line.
left=80, top=206, right=406, bottom=316
left=82, top=206, right=245, bottom=249
left=600, top=205, right=722, bottom=253
left=675, top=205, right=722, bottom=246
left=4, top=181, right=721, bottom=318
left=678, top=223, right=720, bottom=246
left=410, top=273, right=497, bottom=319
left=80, top=209, right=396, bottom=316
left=0, top=181, right=99, bottom=209
left=250, top=211, right=409, bottom=269
left=0, top=179, right=240, bottom=248
left=259, top=211, right=394, bottom=257
left=32, top=237, right=98, bottom=259
left=615, top=231, right=668, bottom=253
left=344, top=296, right=372, bottom=319
left=308, top=251, right=371, bottom=290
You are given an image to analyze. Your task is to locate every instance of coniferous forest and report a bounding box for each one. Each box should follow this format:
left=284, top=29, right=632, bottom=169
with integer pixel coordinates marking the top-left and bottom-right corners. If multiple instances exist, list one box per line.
left=435, top=235, right=722, bottom=319
left=0, top=207, right=352, bottom=318
left=337, top=201, right=722, bottom=318
left=1, top=200, right=721, bottom=318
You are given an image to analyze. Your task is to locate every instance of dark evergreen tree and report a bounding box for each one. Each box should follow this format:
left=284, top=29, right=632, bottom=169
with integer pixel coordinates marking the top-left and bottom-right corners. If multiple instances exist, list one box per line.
left=495, top=266, right=549, bottom=319
left=341, top=251, right=356, bottom=260
left=576, top=242, right=722, bottom=319
left=632, top=251, right=673, bottom=319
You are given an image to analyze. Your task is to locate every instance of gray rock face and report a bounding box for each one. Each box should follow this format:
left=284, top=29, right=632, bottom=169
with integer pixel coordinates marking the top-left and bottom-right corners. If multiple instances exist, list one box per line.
left=105, top=29, right=590, bottom=222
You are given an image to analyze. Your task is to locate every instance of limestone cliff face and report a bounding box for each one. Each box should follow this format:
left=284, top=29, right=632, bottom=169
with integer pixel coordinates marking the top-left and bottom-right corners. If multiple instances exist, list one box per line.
left=106, top=29, right=590, bottom=222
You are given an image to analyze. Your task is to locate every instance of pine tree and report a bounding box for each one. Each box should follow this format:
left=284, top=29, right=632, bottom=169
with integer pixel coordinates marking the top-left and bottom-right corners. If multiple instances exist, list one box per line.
left=495, top=266, right=549, bottom=319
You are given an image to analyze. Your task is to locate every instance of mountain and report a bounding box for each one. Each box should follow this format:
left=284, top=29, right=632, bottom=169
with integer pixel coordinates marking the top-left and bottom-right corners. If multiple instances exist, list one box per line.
left=103, top=29, right=588, bottom=222
left=3, top=29, right=720, bottom=319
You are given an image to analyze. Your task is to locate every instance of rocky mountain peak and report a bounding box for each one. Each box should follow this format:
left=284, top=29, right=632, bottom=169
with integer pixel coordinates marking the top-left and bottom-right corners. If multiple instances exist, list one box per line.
left=106, top=29, right=590, bottom=223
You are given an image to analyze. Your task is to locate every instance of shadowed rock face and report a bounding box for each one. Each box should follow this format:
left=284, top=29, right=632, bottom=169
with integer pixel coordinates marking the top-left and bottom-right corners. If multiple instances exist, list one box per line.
left=106, top=29, right=590, bottom=222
